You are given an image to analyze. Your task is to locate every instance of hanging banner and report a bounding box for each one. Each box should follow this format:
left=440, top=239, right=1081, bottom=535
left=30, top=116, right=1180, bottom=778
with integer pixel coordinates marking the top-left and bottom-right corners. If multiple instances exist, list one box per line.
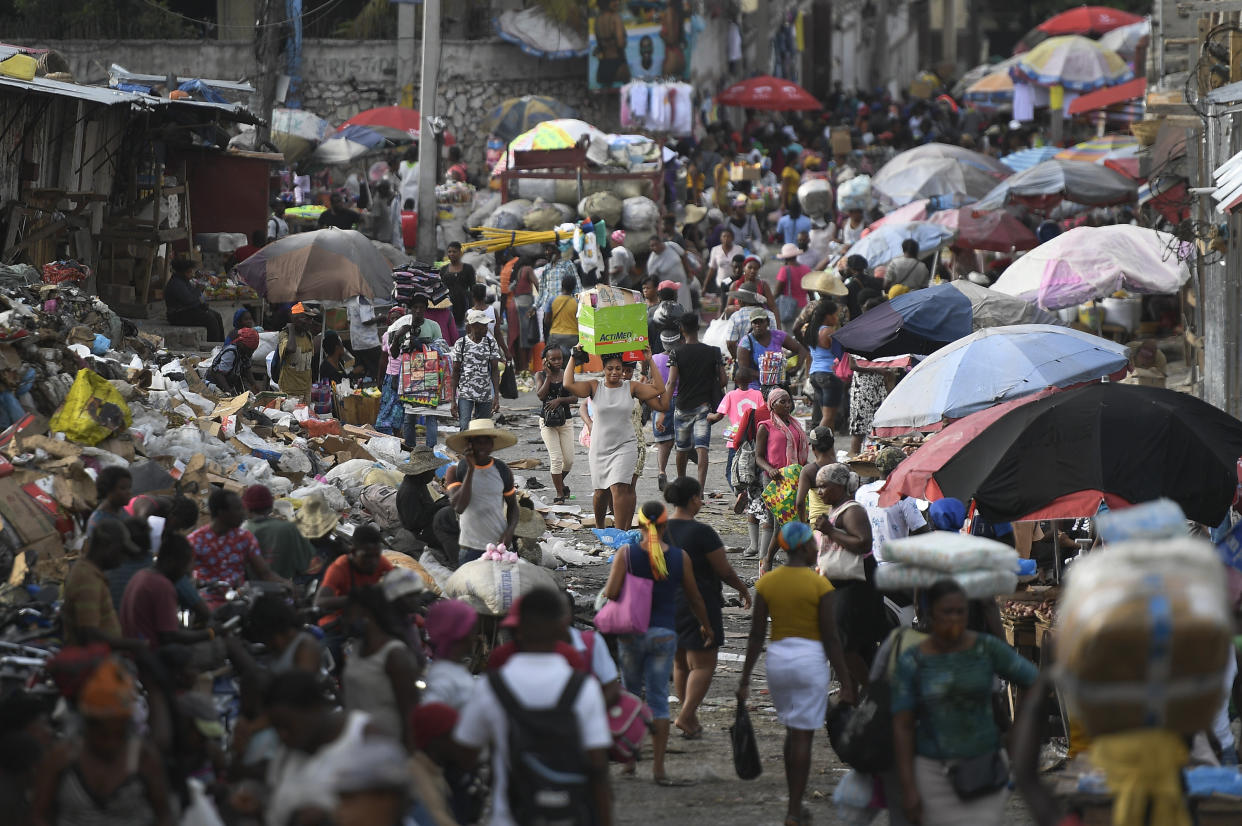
left=588, top=0, right=693, bottom=90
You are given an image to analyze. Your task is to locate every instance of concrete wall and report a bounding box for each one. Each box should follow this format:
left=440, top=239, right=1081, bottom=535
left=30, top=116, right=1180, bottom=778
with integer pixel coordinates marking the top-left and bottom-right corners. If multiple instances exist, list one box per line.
left=18, top=38, right=614, bottom=177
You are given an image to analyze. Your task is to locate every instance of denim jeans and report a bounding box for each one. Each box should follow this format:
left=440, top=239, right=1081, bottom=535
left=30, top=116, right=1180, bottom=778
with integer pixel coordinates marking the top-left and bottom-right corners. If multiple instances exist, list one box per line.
left=402, top=411, right=438, bottom=447
left=457, top=396, right=492, bottom=431
left=458, top=546, right=485, bottom=567
left=724, top=446, right=736, bottom=491
left=618, top=626, right=677, bottom=719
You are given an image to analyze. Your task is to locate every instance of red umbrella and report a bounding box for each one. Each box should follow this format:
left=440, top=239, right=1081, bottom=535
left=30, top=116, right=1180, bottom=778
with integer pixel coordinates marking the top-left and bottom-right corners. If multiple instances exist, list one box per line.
left=717, top=76, right=821, bottom=111
left=1037, top=6, right=1144, bottom=36
left=878, top=390, right=1055, bottom=507
left=929, top=208, right=1038, bottom=252
left=340, top=106, right=456, bottom=145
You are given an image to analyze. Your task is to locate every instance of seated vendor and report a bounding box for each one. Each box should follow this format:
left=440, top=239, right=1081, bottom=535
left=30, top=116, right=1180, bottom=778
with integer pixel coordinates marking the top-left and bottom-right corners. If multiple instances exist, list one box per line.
left=165, top=258, right=225, bottom=341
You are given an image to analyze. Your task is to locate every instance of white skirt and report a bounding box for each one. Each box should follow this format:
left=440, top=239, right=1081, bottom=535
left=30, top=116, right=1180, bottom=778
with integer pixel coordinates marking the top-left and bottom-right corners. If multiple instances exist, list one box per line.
left=914, top=755, right=1008, bottom=826
left=766, top=637, right=830, bottom=731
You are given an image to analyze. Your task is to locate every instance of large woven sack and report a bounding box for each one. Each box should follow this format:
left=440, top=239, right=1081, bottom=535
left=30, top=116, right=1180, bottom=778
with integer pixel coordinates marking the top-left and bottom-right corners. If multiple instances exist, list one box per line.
left=443, top=556, right=559, bottom=617
left=620, top=196, right=659, bottom=231
left=797, top=178, right=833, bottom=218
left=579, top=191, right=623, bottom=226
left=1056, top=538, right=1232, bottom=736
left=383, top=550, right=442, bottom=596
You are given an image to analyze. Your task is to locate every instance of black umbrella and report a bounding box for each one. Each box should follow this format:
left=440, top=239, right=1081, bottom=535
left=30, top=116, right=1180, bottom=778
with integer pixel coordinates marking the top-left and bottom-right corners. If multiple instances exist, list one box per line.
left=933, top=383, right=1242, bottom=525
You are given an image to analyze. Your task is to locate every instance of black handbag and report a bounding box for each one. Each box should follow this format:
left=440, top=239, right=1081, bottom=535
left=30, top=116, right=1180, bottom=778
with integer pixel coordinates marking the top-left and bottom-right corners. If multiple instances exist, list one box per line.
left=499, top=361, right=518, bottom=399
left=825, top=629, right=913, bottom=773
left=542, top=399, right=568, bottom=427
left=730, top=701, right=762, bottom=780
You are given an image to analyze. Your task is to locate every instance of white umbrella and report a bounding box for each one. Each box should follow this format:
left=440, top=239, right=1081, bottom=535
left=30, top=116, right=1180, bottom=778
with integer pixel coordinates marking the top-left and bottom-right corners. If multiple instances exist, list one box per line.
left=872, top=156, right=1000, bottom=209
left=991, top=225, right=1192, bottom=309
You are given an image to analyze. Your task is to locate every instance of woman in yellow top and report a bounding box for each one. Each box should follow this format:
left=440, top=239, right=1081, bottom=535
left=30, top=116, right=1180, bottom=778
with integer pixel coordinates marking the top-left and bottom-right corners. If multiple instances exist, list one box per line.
left=544, top=273, right=580, bottom=354
left=739, top=521, right=855, bottom=826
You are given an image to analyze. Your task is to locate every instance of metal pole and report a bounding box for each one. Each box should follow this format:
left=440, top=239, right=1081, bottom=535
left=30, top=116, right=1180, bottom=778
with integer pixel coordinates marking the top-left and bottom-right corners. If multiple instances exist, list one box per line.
left=943, top=0, right=957, bottom=75
left=396, top=3, right=416, bottom=106
left=415, top=0, right=441, bottom=264
left=254, top=0, right=280, bottom=147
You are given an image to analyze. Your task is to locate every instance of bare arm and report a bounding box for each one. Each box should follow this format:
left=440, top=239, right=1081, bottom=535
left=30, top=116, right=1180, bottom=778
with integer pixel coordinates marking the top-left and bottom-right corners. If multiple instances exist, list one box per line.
left=754, top=426, right=776, bottom=477
left=447, top=461, right=475, bottom=514
left=894, top=710, right=922, bottom=824
left=315, top=582, right=349, bottom=615
left=601, top=545, right=629, bottom=601
left=679, top=550, right=714, bottom=646
left=737, top=592, right=769, bottom=700
left=818, top=592, right=856, bottom=703
left=385, top=645, right=422, bottom=750
left=562, top=355, right=597, bottom=398
left=502, top=493, right=519, bottom=546
left=815, top=504, right=872, bottom=555
left=1013, top=671, right=1063, bottom=826
left=705, top=547, right=750, bottom=608
left=665, top=363, right=680, bottom=400
left=795, top=463, right=816, bottom=524
left=587, top=747, right=613, bottom=826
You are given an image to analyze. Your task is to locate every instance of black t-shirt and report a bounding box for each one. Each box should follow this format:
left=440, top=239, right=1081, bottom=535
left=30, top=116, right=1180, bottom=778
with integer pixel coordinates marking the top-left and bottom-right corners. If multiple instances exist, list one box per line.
left=318, top=208, right=360, bottom=230
left=669, top=342, right=723, bottom=411
left=441, top=264, right=476, bottom=326
left=665, top=518, right=724, bottom=601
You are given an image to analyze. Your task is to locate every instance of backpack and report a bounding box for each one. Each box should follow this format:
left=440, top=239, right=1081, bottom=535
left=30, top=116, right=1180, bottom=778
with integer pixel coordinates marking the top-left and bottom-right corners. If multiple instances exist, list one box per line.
left=731, top=406, right=763, bottom=490
left=488, top=670, right=593, bottom=826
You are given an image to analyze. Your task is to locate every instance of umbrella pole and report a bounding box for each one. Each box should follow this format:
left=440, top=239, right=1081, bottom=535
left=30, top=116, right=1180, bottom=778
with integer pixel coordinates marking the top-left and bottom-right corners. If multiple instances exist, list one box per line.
left=932, top=247, right=942, bottom=283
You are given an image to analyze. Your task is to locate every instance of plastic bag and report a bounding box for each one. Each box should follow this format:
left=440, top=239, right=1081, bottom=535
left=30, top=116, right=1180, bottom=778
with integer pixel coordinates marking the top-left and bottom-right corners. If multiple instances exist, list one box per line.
left=702, top=317, right=730, bottom=353
left=364, top=435, right=405, bottom=466
left=881, top=531, right=1018, bottom=572
left=49, top=368, right=133, bottom=446
left=832, top=770, right=878, bottom=825
left=620, top=196, right=659, bottom=231
left=730, top=701, right=762, bottom=780
left=289, top=483, right=349, bottom=513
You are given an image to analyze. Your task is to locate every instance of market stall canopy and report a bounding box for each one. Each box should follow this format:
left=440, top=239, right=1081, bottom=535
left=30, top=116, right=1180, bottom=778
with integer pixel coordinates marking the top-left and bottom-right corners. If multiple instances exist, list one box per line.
left=312, top=124, right=414, bottom=165
left=1066, top=77, right=1147, bottom=116
left=991, top=225, right=1191, bottom=309
left=1098, top=17, right=1151, bottom=58
left=949, top=280, right=1063, bottom=328
left=848, top=221, right=957, bottom=267
left=484, top=95, right=579, bottom=142
left=270, top=108, right=331, bottom=163
left=974, top=159, right=1137, bottom=210
left=862, top=199, right=931, bottom=235
left=494, top=6, right=590, bottom=59
left=716, top=75, right=821, bottom=111
left=928, top=383, right=1242, bottom=525
left=1054, top=134, right=1139, bottom=163
left=965, top=70, right=1014, bottom=109
left=831, top=281, right=973, bottom=358
left=1038, top=6, right=1146, bottom=37
left=892, top=143, right=1012, bottom=178
left=1013, top=35, right=1133, bottom=92
left=873, top=156, right=1000, bottom=208
left=235, top=228, right=395, bottom=302
left=1000, top=146, right=1062, bottom=172
left=870, top=324, right=1129, bottom=434
left=927, top=207, right=1038, bottom=252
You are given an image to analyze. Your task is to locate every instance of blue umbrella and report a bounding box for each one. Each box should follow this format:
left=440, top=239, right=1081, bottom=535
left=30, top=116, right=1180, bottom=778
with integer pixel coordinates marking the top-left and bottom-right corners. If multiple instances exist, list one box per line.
left=831, top=283, right=974, bottom=358
left=848, top=221, right=957, bottom=268
left=1001, top=146, right=1061, bottom=172
left=870, top=324, right=1130, bottom=433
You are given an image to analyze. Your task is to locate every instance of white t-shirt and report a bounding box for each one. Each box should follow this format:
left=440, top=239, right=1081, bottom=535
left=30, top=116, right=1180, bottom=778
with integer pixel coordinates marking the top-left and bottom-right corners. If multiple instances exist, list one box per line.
left=266, top=710, right=372, bottom=826
left=347, top=296, right=381, bottom=350
left=421, top=659, right=477, bottom=710
left=570, top=627, right=619, bottom=686
left=708, top=243, right=738, bottom=286
left=855, top=480, right=927, bottom=561
left=454, top=652, right=612, bottom=826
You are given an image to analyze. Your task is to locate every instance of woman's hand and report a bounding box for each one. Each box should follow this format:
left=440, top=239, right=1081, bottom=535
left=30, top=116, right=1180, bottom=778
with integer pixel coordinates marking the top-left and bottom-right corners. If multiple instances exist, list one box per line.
left=814, top=513, right=831, bottom=534
left=902, top=786, right=923, bottom=825
left=837, top=677, right=858, bottom=706
left=737, top=586, right=752, bottom=610
left=699, top=625, right=715, bottom=647
left=491, top=396, right=500, bottom=414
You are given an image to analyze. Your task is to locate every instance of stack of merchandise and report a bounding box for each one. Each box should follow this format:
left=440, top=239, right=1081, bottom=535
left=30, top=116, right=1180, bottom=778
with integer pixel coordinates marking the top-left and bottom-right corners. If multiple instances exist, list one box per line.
left=577, top=285, right=648, bottom=356
left=875, top=531, right=1019, bottom=598
left=392, top=265, right=448, bottom=307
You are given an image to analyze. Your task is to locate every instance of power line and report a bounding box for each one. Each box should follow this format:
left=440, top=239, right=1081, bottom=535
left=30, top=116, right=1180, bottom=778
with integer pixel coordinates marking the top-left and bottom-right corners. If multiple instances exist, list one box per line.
left=134, top=0, right=351, bottom=31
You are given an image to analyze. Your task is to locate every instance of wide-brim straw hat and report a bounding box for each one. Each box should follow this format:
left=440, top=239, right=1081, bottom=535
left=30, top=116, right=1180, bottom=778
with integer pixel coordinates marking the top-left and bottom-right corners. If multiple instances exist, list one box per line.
left=295, top=492, right=340, bottom=539
left=802, top=270, right=850, bottom=297
left=681, top=204, right=707, bottom=227
left=445, top=418, right=519, bottom=453
left=397, top=446, right=450, bottom=476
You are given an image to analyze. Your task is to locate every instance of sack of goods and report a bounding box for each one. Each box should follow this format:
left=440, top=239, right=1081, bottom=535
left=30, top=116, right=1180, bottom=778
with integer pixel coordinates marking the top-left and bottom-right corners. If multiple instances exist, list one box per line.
left=797, top=178, right=834, bottom=218
left=876, top=531, right=1019, bottom=598
left=577, top=286, right=648, bottom=355
left=443, top=555, right=558, bottom=617
left=836, top=174, right=873, bottom=213
left=1055, top=537, right=1233, bottom=737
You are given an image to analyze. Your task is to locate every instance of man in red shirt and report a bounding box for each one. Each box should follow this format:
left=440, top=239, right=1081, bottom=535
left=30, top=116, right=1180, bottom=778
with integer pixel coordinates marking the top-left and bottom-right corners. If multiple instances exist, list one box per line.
left=314, top=525, right=392, bottom=628
left=120, top=533, right=216, bottom=649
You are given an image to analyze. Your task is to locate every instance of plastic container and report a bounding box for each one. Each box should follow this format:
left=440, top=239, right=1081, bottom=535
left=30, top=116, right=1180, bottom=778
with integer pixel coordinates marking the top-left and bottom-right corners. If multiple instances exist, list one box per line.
left=1102, top=296, right=1142, bottom=334
left=0, top=54, right=37, bottom=81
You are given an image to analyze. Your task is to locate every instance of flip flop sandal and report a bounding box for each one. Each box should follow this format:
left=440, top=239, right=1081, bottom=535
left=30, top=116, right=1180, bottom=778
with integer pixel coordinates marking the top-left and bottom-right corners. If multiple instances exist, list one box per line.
left=678, top=725, right=704, bottom=740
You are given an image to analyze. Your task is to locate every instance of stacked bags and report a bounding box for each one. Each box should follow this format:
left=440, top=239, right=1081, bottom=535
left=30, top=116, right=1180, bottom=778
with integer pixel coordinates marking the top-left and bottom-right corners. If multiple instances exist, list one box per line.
left=876, top=531, right=1019, bottom=599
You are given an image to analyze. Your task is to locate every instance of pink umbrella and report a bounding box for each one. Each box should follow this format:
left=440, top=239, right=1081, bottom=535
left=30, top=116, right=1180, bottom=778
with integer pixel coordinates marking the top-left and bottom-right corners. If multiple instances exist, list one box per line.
left=861, top=200, right=930, bottom=237
left=929, top=208, right=1038, bottom=252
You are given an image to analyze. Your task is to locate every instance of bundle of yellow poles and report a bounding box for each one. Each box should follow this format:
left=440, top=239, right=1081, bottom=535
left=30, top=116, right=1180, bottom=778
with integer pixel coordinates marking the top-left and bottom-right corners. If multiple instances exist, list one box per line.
left=460, top=226, right=578, bottom=254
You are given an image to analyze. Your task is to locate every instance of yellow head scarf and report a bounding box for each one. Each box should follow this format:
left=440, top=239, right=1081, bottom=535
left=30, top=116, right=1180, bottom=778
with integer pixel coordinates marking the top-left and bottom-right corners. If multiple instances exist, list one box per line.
left=637, top=506, right=669, bottom=580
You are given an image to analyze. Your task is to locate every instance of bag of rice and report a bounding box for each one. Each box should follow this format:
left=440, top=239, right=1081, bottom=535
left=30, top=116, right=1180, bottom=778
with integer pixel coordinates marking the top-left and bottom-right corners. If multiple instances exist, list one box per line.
left=882, top=531, right=1018, bottom=572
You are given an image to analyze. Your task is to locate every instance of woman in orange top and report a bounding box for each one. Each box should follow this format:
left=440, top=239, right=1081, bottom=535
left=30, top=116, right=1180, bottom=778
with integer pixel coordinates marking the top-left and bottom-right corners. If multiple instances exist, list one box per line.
left=739, top=521, right=855, bottom=826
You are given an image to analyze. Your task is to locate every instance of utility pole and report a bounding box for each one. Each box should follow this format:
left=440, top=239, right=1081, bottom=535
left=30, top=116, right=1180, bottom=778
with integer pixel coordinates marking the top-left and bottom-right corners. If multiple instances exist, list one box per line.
left=396, top=1, right=416, bottom=107
left=943, top=0, right=957, bottom=76
left=415, top=0, right=441, bottom=263
left=255, top=0, right=280, bottom=147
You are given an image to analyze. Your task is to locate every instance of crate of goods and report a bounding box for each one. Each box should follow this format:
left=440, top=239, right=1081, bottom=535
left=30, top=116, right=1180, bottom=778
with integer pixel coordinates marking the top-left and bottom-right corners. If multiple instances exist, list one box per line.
left=1055, top=538, right=1232, bottom=737
left=577, top=286, right=648, bottom=355
left=730, top=163, right=760, bottom=182
left=999, top=590, right=1056, bottom=649
left=340, top=390, right=381, bottom=426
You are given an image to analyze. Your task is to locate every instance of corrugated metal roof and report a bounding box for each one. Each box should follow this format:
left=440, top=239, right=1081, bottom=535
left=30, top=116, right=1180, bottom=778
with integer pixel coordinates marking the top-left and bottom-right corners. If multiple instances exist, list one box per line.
left=0, top=72, right=146, bottom=106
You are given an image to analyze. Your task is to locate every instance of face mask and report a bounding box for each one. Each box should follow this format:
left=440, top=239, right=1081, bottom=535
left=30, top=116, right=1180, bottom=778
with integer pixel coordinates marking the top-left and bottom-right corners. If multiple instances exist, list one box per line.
left=939, top=619, right=966, bottom=643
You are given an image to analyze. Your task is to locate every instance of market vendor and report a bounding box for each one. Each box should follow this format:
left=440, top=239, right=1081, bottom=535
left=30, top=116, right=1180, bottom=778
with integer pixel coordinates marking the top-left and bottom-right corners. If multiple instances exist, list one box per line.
left=165, top=257, right=224, bottom=341
left=443, top=419, right=520, bottom=567
left=317, top=191, right=360, bottom=230
left=395, top=447, right=453, bottom=565
left=206, top=327, right=260, bottom=395
left=276, top=302, right=320, bottom=401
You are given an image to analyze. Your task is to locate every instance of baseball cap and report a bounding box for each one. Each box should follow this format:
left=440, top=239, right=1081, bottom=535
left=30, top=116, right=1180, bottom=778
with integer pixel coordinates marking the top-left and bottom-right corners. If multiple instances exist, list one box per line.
left=657, top=280, right=679, bottom=293
left=465, top=308, right=489, bottom=326
left=874, top=446, right=907, bottom=476
left=808, top=426, right=835, bottom=452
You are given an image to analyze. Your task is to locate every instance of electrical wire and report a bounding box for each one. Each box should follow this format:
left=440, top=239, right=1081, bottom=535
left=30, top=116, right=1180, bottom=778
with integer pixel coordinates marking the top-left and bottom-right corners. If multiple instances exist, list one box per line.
left=134, top=0, right=351, bottom=31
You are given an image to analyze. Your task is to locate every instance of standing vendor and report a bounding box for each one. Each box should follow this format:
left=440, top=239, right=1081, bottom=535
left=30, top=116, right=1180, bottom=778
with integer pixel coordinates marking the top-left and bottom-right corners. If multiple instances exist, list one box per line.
left=277, top=302, right=320, bottom=401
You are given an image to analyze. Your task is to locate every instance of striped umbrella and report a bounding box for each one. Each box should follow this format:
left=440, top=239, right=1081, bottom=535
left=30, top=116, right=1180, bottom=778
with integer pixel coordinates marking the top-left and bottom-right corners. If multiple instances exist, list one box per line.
left=1054, top=135, right=1139, bottom=163
left=312, top=124, right=413, bottom=165
left=492, top=119, right=608, bottom=176
left=965, top=70, right=1014, bottom=110
left=483, top=95, right=579, bottom=142
left=1001, top=146, right=1061, bottom=172
left=1012, top=35, right=1132, bottom=92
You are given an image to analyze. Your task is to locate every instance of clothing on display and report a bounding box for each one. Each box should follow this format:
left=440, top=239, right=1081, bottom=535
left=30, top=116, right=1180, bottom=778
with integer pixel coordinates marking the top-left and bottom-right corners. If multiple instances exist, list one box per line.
left=620, top=82, right=695, bottom=136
